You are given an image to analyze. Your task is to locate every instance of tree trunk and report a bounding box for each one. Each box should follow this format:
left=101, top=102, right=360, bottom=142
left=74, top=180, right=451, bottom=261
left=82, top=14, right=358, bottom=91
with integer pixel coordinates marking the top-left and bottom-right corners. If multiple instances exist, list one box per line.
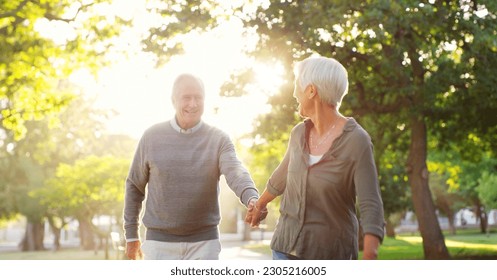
left=19, top=219, right=45, bottom=251
left=447, top=210, right=456, bottom=235
left=242, top=222, right=251, bottom=241
left=78, top=217, right=96, bottom=250
left=51, top=227, right=61, bottom=251
left=385, top=220, right=396, bottom=238
left=406, top=117, right=450, bottom=259
left=46, top=216, right=61, bottom=251
left=474, top=202, right=487, bottom=233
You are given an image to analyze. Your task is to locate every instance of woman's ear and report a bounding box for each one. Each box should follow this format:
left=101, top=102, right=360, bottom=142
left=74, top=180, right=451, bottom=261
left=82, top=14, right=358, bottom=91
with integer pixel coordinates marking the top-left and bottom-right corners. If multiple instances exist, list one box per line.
left=308, top=85, right=317, bottom=99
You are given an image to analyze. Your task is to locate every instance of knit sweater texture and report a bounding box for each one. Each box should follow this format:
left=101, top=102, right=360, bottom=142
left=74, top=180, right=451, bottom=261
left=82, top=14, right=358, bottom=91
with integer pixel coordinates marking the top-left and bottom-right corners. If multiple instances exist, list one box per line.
left=124, top=120, right=258, bottom=242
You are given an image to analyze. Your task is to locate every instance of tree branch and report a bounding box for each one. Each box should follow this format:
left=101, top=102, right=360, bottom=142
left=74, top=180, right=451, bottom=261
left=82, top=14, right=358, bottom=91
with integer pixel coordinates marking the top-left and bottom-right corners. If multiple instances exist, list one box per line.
left=353, top=98, right=409, bottom=116
left=0, top=0, right=30, bottom=35
left=0, top=95, right=73, bottom=122
left=41, top=1, right=94, bottom=23
left=43, top=3, right=94, bottom=23
left=0, top=0, right=29, bottom=18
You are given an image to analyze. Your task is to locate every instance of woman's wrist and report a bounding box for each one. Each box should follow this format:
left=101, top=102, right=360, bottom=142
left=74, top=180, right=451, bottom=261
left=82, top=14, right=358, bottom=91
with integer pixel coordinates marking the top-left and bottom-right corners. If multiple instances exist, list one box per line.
left=255, top=201, right=267, bottom=212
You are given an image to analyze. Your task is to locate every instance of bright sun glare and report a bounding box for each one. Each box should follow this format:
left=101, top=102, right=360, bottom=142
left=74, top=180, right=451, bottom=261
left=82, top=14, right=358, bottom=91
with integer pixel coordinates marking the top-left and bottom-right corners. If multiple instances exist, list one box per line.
left=54, top=0, right=286, bottom=140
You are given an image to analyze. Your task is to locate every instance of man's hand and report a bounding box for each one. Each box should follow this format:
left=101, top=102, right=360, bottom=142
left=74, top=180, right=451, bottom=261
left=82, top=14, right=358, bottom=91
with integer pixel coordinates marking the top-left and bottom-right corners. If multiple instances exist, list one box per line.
left=245, top=199, right=268, bottom=228
left=125, top=240, right=143, bottom=260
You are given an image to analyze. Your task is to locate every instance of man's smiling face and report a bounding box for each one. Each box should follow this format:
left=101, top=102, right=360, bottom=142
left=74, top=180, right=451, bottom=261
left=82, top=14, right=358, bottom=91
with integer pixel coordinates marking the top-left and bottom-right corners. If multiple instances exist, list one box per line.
left=173, top=79, right=205, bottom=129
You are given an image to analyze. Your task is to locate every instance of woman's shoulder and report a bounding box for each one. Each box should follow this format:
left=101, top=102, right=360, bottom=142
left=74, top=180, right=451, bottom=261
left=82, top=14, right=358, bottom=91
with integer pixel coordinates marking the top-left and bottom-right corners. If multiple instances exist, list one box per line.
left=290, top=120, right=308, bottom=135
left=344, top=118, right=372, bottom=144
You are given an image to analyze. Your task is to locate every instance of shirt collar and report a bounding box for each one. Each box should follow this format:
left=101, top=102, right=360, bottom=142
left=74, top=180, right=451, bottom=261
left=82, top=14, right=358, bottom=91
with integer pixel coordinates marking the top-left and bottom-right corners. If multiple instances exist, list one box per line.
left=304, top=117, right=357, bottom=132
left=170, top=117, right=203, bottom=134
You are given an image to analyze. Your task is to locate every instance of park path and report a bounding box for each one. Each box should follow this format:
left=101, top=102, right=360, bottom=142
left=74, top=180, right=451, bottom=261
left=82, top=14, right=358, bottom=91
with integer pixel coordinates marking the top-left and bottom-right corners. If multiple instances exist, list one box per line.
left=219, top=232, right=272, bottom=260
left=0, top=232, right=273, bottom=260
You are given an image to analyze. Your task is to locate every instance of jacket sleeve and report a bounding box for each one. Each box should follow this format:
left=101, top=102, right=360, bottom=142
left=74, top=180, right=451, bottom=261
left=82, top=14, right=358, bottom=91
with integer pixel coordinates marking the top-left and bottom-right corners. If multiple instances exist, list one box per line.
left=266, top=132, right=293, bottom=197
left=123, top=135, right=149, bottom=240
left=354, top=141, right=385, bottom=241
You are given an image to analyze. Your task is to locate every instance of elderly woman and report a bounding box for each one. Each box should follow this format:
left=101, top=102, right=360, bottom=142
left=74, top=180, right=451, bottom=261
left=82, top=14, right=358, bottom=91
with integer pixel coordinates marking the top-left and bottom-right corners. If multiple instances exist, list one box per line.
left=246, top=55, right=385, bottom=260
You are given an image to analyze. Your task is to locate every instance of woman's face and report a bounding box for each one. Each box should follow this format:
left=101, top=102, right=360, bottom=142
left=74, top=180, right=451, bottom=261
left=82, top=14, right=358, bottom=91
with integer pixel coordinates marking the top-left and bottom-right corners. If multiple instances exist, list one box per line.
left=293, top=79, right=311, bottom=118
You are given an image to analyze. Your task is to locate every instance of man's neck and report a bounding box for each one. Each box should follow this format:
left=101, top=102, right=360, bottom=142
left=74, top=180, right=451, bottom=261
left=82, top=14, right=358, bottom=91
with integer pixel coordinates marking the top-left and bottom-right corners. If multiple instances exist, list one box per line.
left=171, top=117, right=203, bottom=134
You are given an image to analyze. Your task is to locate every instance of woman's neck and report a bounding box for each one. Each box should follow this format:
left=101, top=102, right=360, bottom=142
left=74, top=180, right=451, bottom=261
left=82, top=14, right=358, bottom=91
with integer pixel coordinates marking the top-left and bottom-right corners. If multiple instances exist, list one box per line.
left=311, top=106, right=342, bottom=136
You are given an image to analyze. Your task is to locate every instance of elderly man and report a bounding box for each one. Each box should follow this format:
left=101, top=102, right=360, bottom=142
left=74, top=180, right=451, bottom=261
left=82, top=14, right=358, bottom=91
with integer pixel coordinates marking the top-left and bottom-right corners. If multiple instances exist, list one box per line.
left=124, top=73, right=262, bottom=260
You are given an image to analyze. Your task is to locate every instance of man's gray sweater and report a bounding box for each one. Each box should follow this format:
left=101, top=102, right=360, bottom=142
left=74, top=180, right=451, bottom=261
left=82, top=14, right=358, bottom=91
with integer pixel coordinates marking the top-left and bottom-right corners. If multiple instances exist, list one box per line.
left=124, top=120, right=258, bottom=242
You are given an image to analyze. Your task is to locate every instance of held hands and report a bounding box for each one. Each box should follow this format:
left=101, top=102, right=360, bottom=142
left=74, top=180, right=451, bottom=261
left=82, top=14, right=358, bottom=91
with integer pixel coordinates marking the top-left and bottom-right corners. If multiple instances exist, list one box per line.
left=245, top=199, right=268, bottom=228
left=125, top=240, right=143, bottom=260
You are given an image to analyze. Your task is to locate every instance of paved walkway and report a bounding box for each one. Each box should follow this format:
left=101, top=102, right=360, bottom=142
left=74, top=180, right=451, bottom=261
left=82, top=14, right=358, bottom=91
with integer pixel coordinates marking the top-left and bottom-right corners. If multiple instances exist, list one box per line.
left=0, top=232, right=273, bottom=260
left=220, top=233, right=272, bottom=260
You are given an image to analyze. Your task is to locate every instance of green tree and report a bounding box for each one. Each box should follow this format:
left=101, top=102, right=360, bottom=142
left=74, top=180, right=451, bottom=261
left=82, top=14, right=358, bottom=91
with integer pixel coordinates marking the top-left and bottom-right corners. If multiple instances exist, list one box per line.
left=0, top=150, right=47, bottom=250
left=1, top=93, right=135, bottom=251
left=0, top=95, right=104, bottom=250
left=458, top=155, right=497, bottom=232
left=429, top=120, right=496, bottom=234
left=1, top=0, right=128, bottom=250
left=36, top=155, right=129, bottom=250
left=0, top=0, right=126, bottom=140
left=427, top=158, right=466, bottom=235
left=478, top=172, right=497, bottom=211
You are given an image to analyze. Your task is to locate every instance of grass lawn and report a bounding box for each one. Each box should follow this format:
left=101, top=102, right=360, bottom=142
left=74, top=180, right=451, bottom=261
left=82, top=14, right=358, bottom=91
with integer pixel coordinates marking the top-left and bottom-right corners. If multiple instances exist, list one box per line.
left=379, top=229, right=497, bottom=260
left=244, top=228, right=497, bottom=260
left=1, top=228, right=495, bottom=260
left=0, top=247, right=123, bottom=260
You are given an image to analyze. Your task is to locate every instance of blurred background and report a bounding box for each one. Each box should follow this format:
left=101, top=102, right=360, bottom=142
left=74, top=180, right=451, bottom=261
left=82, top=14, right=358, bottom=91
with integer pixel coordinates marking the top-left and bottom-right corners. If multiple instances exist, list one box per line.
left=1, top=0, right=496, bottom=260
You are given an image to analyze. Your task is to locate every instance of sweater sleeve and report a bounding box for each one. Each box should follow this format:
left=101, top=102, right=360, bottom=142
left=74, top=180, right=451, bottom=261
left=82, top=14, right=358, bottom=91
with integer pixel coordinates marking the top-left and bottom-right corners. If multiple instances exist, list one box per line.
left=123, top=135, right=149, bottom=240
left=266, top=140, right=291, bottom=196
left=266, top=125, right=299, bottom=196
left=354, top=141, right=385, bottom=241
left=218, top=134, right=259, bottom=207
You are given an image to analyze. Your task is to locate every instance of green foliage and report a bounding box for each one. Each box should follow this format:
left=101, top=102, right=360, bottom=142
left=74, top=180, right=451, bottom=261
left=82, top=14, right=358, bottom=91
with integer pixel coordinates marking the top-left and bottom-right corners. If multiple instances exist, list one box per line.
left=142, top=0, right=222, bottom=66
left=0, top=92, right=135, bottom=222
left=245, top=133, right=289, bottom=192
left=361, top=113, right=411, bottom=217
left=0, top=153, right=44, bottom=220
left=0, top=0, right=126, bottom=140
left=477, top=171, right=497, bottom=210
left=428, top=159, right=462, bottom=192
left=457, top=155, right=497, bottom=203
left=426, top=149, right=496, bottom=230
left=35, top=155, right=129, bottom=221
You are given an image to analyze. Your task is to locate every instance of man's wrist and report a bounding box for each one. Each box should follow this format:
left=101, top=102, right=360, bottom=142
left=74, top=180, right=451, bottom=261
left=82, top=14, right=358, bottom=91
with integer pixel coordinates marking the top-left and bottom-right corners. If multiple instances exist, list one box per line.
left=126, top=238, right=140, bottom=243
left=247, top=196, right=258, bottom=207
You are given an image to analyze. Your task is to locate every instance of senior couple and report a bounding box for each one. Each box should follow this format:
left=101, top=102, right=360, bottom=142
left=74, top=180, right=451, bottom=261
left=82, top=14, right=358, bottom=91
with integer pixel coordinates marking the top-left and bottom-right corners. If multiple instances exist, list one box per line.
left=123, top=55, right=385, bottom=260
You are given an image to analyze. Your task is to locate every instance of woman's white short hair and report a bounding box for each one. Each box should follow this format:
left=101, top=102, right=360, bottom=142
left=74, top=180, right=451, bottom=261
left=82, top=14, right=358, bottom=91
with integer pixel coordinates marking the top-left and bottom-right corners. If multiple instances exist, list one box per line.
left=294, top=56, right=349, bottom=108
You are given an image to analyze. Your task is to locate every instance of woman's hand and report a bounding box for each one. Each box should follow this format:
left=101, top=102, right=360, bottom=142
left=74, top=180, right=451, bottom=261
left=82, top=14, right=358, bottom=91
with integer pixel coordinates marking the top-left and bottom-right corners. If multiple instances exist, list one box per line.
left=362, top=234, right=380, bottom=260
left=245, top=199, right=268, bottom=228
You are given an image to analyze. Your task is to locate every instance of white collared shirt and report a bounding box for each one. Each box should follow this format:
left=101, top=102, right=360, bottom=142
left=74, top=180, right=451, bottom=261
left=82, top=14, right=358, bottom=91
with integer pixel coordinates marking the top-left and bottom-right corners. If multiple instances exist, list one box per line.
left=170, top=117, right=203, bottom=134
left=309, top=154, right=323, bottom=165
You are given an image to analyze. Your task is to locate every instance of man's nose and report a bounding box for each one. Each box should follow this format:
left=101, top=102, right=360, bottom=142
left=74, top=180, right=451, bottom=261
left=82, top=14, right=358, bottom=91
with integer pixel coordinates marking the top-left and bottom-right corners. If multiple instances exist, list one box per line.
left=189, top=98, right=198, bottom=107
